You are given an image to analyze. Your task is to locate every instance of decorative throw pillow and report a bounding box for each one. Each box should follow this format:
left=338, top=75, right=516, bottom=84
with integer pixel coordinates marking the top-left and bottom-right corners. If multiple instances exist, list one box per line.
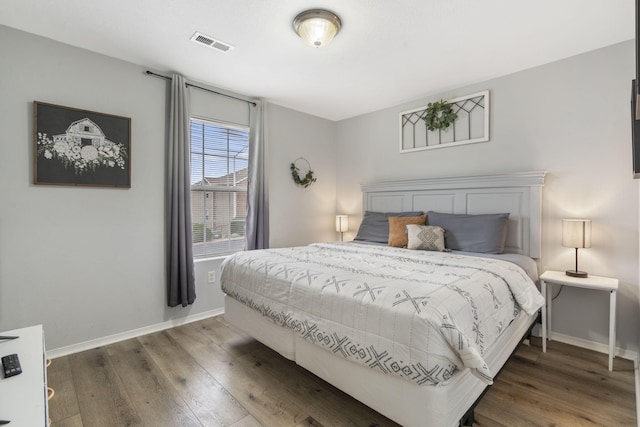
left=406, top=224, right=446, bottom=251
left=388, top=215, right=427, bottom=247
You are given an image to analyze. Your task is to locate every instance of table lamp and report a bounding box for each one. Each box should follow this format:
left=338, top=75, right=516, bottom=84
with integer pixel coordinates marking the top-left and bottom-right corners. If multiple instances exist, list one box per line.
left=336, top=215, right=348, bottom=241
left=562, top=219, right=591, bottom=278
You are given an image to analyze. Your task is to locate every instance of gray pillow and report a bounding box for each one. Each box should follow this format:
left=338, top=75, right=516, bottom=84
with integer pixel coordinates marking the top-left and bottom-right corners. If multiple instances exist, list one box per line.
left=426, top=211, right=510, bottom=254
left=354, top=211, right=423, bottom=244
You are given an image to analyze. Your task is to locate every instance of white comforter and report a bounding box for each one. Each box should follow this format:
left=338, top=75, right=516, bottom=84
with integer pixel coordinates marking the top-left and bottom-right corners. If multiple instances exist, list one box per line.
left=221, top=242, right=544, bottom=385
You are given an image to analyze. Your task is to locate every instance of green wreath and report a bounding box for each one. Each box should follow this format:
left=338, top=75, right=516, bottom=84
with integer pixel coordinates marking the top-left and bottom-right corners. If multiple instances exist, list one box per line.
left=290, top=158, right=317, bottom=188
left=423, top=99, right=458, bottom=131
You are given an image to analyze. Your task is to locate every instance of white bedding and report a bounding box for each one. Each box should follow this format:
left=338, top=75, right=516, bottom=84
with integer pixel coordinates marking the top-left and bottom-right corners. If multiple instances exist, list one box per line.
left=221, top=242, right=544, bottom=385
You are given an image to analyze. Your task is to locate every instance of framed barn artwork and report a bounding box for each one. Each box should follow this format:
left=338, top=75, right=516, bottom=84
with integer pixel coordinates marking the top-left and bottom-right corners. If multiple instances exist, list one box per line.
left=33, top=101, right=131, bottom=187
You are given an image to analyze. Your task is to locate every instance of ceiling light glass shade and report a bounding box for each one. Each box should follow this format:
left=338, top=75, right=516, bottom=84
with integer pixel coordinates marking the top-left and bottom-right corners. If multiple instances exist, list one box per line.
left=293, top=9, right=342, bottom=48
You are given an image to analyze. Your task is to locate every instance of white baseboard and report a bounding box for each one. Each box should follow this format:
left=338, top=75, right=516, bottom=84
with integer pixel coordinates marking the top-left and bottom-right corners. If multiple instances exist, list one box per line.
left=549, top=331, right=638, bottom=362
left=46, top=308, right=224, bottom=359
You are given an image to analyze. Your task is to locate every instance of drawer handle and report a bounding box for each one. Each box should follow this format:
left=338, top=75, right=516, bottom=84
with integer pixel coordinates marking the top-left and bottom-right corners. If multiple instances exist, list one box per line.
left=47, top=387, right=55, bottom=401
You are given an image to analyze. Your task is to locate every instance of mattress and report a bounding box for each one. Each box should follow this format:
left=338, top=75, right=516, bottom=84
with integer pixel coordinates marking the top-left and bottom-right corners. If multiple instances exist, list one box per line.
left=221, top=242, right=544, bottom=385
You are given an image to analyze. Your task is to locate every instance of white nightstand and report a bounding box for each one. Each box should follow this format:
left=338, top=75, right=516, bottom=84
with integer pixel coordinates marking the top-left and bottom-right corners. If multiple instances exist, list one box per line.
left=540, top=270, right=618, bottom=371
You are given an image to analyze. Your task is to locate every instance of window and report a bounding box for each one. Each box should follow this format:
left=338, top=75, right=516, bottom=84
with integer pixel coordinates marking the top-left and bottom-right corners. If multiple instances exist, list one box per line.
left=190, top=118, right=249, bottom=257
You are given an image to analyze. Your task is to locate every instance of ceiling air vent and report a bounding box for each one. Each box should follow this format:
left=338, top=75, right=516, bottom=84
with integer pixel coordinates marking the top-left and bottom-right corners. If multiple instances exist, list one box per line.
left=190, top=31, right=234, bottom=53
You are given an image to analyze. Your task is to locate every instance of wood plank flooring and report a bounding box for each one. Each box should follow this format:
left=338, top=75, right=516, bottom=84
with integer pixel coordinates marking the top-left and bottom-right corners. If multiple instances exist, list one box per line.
left=47, top=315, right=636, bottom=427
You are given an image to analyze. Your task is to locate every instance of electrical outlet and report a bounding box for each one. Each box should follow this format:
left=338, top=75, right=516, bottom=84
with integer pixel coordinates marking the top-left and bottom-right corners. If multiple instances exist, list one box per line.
left=208, top=271, right=216, bottom=284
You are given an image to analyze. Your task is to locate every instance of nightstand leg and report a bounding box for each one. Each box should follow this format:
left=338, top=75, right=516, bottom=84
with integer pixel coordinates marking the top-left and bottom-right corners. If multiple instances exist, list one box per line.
left=547, top=282, right=552, bottom=343
left=541, top=279, right=547, bottom=352
left=609, top=289, right=616, bottom=371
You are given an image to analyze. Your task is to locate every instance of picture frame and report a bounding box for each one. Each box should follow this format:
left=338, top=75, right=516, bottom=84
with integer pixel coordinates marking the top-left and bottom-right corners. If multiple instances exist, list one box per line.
left=33, top=101, right=131, bottom=187
left=399, top=90, right=490, bottom=153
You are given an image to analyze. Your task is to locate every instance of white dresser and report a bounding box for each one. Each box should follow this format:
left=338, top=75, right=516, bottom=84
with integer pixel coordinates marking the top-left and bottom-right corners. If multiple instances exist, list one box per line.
left=0, top=325, right=48, bottom=426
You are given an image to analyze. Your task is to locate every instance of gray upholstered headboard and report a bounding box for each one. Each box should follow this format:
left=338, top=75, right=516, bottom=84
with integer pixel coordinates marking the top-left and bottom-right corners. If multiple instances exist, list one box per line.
left=361, top=171, right=546, bottom=258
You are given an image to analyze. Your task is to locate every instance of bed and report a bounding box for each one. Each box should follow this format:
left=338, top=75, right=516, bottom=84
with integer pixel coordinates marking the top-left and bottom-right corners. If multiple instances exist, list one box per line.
left=221, top=171, right=547, bottom=427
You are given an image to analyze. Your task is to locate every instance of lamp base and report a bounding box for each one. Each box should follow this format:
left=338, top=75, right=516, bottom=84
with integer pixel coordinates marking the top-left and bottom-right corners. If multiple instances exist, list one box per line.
left=566, top=270, right=588, bottom=278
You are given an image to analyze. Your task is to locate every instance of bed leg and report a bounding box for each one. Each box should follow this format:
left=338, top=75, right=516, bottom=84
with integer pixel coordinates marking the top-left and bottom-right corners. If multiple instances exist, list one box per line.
left=524, top=310, right=542, bottom=345
left=459, top=408, right=475, bottom=426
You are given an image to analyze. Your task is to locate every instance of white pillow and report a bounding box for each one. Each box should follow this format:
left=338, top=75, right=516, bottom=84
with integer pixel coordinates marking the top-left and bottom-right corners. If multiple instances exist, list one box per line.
left=406, top=224, right=446, bottom=251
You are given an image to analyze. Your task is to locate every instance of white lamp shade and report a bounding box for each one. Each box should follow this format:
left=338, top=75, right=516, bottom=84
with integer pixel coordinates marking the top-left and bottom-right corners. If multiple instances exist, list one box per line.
left=336, top=215, right=349, bottom=232
left=293, top=9, right=341, bottom=48
left=562, top=219, right=591, bottom=249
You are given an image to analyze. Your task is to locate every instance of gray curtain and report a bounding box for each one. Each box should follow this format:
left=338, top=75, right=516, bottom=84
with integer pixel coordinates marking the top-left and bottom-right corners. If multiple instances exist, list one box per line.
left=246, top=100, right=269, bottom=250
left=167, top=74, right=196, bottom=307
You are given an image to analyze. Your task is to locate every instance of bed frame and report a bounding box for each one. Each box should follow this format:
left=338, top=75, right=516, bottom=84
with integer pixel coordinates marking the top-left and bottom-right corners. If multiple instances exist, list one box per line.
left=224, top=171, right=547, bottom=427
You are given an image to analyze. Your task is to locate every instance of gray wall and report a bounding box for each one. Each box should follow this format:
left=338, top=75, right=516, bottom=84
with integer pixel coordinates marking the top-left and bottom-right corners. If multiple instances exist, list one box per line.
left=1, top=26, right=170, bottom=349
left=0, top=25, right=336, bottom=351
left=268, top=104, right=338, bottom=248
left=335, top=41, right=639, bottom=354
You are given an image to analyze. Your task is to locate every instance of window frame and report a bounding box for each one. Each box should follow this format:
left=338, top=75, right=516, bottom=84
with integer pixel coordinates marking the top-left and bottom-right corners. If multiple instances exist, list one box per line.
left=189, top=116, right=250, bottom=258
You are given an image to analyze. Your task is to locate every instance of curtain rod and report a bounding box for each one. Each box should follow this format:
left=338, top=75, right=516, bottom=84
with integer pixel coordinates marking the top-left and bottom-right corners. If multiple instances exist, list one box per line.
left=145, top=70, right=257, bottom=107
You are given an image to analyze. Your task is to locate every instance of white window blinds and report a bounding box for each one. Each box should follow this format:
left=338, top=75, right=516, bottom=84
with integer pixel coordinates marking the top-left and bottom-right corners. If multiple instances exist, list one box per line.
left=190, top=118, right=249, bottom=257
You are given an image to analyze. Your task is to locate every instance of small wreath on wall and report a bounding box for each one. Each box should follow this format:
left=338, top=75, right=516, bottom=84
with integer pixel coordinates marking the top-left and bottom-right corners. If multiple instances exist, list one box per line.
left=290, top=157, right=317, bottom=188
left=423, top=99, right=458, bottom=131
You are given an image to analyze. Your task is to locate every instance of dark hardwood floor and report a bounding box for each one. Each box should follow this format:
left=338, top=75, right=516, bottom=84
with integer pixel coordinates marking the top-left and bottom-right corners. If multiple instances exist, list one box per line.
left=47, top=315, right=636, bottom=427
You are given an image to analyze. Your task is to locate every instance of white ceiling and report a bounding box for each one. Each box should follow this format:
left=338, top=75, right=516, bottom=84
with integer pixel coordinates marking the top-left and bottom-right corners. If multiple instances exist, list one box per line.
left=0, top=1, right=634, bottom=121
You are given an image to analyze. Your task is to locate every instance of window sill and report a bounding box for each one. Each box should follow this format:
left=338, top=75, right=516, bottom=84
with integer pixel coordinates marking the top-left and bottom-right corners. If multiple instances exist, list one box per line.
left=194, top=254, right=233, bottom=263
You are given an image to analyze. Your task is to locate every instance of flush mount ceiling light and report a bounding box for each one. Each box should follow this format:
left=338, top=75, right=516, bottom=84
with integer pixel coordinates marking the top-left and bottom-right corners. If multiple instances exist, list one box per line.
left=292, top=9, right=342, bottom=48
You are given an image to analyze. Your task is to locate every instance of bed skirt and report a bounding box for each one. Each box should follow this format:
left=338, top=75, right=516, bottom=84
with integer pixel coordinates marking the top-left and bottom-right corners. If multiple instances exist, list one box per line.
left=224, top=295, right=536, bottom=427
